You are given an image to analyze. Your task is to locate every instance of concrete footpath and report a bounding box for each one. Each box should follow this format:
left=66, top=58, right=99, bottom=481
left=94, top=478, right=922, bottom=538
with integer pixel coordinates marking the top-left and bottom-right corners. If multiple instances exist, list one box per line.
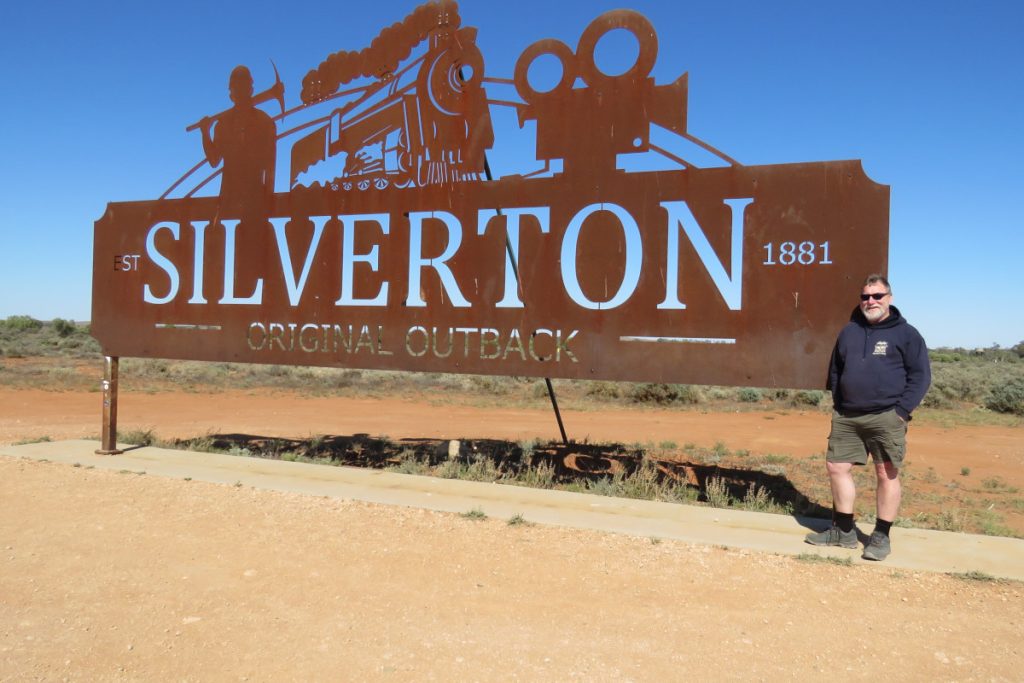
left=4, top=439, right=1023, bottom=581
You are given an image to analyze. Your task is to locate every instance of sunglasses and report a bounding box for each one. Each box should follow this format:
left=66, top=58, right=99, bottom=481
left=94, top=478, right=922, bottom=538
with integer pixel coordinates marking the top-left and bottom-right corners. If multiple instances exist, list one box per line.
left=860, top=292, right=889, bottom=301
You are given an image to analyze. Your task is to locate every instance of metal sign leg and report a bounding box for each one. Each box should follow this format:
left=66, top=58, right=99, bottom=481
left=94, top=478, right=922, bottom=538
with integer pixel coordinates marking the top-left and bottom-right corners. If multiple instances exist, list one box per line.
left=478, top=154, right=571, bottom=447
left=544, top=378, right=570, bottom=447
left=96, top=356, right=124, bottom=455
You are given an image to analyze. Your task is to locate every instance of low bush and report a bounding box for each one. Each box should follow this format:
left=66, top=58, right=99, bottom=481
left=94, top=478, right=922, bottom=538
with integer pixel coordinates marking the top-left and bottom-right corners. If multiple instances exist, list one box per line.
left=584, top=381, right=622, bottom=401
left=628, top=383, right=704, bottom=405
left=924, top=355, right=1024, bottom=410
left=985, top=377, right=1024, bottom=416
left=704, top=476, right=732, bottom=507
left=674, top=384, right=705, bottom=404
left=52, top=318, right=76, bottom=337
left=793, top=390, right=824, bottom=407
left=1, top=315, right=42, bottom=332
left=0, top=317, right=99, bottom=359
left=737, top=387, right=761, bottom=403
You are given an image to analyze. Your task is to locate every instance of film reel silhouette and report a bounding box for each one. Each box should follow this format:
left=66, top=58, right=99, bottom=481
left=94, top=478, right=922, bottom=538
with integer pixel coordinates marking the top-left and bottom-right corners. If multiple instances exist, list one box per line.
left=513, top=10, right=662, bottom=175
left=514, top=10, right=656, bottom=102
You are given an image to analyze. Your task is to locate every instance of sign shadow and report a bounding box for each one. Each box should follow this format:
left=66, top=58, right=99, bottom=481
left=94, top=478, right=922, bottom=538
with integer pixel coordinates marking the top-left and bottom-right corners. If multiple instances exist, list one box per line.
left=169, top=432, right=833, bottom=526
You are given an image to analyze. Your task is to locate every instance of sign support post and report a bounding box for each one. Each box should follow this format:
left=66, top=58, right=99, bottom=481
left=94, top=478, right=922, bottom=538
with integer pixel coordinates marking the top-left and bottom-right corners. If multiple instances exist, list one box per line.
left=544, top=378, right=569, bottom=446
left=96, top=355, right=123, bottom=455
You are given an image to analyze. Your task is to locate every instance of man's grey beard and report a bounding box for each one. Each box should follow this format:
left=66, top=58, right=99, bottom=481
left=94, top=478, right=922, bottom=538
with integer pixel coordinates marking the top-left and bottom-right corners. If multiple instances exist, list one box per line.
left=863, top=307, right=886, bottom=323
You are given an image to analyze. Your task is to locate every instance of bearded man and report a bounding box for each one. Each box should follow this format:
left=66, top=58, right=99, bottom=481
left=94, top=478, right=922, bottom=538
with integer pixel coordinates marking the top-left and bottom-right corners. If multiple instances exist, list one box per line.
left=805, top=274, right=931, bottom=561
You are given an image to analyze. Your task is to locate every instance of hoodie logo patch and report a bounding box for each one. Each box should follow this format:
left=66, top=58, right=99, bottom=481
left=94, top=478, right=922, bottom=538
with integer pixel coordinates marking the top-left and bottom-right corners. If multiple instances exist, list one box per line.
left=873, top=341, right=889, bottom=356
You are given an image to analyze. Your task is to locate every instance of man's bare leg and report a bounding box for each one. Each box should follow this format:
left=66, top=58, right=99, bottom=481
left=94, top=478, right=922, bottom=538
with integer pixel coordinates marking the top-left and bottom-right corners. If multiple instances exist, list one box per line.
left=862, top=461, right=900, bottom=560
left=875, top=461, right=901, bottom=521
left=826, top=461, right=856, bottom=514
left=805, top=460, right=858, bottom=547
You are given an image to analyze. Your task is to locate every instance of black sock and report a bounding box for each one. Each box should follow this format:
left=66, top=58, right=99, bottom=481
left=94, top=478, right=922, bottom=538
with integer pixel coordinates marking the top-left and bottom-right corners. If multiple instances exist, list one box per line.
left=835, top=512, right=855, bottom=533
left=874, top=519, right=893, bottom=537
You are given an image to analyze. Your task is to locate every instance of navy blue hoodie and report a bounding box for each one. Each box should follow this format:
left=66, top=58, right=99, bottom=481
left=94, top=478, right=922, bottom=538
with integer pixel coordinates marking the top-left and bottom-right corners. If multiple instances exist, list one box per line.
left=827, top=305, right=931, bottom=420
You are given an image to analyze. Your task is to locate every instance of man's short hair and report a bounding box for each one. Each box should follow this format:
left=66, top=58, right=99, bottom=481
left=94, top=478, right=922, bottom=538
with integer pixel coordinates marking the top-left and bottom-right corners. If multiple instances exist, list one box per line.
left=863, top=273, right=891, bottom=292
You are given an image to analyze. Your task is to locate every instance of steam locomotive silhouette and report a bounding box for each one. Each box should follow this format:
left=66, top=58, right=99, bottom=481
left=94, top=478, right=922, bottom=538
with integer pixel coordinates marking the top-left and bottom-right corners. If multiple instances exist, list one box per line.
left=288, top=7, right=493, bottom=191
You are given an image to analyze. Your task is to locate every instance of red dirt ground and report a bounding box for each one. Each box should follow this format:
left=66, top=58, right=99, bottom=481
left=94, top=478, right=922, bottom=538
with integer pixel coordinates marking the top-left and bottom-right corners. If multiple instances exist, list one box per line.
left=3, top=386, right=1022, bottom=497
left=3, top=387, right=1024, bottom=679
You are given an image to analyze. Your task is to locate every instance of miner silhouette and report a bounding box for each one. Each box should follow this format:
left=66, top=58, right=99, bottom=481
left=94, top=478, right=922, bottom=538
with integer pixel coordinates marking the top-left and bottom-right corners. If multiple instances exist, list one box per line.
left=199, top=65, right=277, bottom=222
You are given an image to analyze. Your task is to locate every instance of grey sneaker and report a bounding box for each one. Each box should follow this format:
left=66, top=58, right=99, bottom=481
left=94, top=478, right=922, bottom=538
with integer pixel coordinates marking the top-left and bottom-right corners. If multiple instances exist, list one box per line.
left=804, top=525, right=857, bottom=549
left=862, top=531, right=891, bottom=561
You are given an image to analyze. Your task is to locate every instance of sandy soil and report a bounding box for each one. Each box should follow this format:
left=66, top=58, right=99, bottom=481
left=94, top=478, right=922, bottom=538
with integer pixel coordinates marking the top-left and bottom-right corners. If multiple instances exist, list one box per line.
left=3, top=455, right=1023, bottom=681
left=2, top=387, right=1024, bottom=680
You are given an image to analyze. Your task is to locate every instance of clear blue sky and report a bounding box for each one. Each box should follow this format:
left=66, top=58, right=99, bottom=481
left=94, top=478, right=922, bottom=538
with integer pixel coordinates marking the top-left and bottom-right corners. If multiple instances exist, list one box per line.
left=1, top=0, right=1021, bottom=349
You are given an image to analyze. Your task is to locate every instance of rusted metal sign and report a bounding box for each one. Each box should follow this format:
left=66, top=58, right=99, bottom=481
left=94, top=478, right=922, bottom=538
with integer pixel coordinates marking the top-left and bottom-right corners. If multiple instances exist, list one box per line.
left=92, top=1, right=888, bottom=389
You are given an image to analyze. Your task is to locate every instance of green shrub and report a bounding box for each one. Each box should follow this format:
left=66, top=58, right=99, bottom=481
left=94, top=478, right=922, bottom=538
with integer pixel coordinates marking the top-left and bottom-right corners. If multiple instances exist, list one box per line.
left=674, top=384, right=705, bottom=404
left=51, top=318, right=77, bottom=337
left=119, top=428, right=157, bottom=447
left=949, top=571, right=999, bottom=583
left=922, top=386, right=956, bottom=409
left=927, top=372, right=982, bottom=404
left=628, top=383, right=703, bottom=405
left=584, top=381, right=622, bottom=401
left=923, top=357, right=1023, bottom=408
left=2, top=315, right=42, bottom=332
left=467, top=375, right=510, bottom=395
left=507, top=514, right=530, bottom=526
left=629, top=383, right=676, bottom=404
left=704, top=476, right=732, bottom=507
left=985, top=377, right=1024, bottom=415
left=794, top=390, right=824, bottom=406
left=796, top=553, right=853, bottom=567
left=737, top=387, right=761, bottom=403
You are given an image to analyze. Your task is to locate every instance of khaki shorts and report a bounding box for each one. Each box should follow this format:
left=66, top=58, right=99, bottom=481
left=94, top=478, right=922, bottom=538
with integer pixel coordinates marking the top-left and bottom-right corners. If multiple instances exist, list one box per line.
left=826, top=409, right=907, bottom=467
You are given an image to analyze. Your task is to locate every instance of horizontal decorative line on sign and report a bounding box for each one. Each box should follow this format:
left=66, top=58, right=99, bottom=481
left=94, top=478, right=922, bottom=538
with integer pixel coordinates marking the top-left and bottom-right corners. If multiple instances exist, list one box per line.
left=155, top=324, right=223, bottom=331
left=619, top=336, right=737, bottom=345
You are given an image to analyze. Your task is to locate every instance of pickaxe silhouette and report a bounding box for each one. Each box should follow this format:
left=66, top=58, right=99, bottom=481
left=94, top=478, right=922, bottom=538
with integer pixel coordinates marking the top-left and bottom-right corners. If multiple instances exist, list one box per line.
left=185, top=61, right=285, bottom=132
